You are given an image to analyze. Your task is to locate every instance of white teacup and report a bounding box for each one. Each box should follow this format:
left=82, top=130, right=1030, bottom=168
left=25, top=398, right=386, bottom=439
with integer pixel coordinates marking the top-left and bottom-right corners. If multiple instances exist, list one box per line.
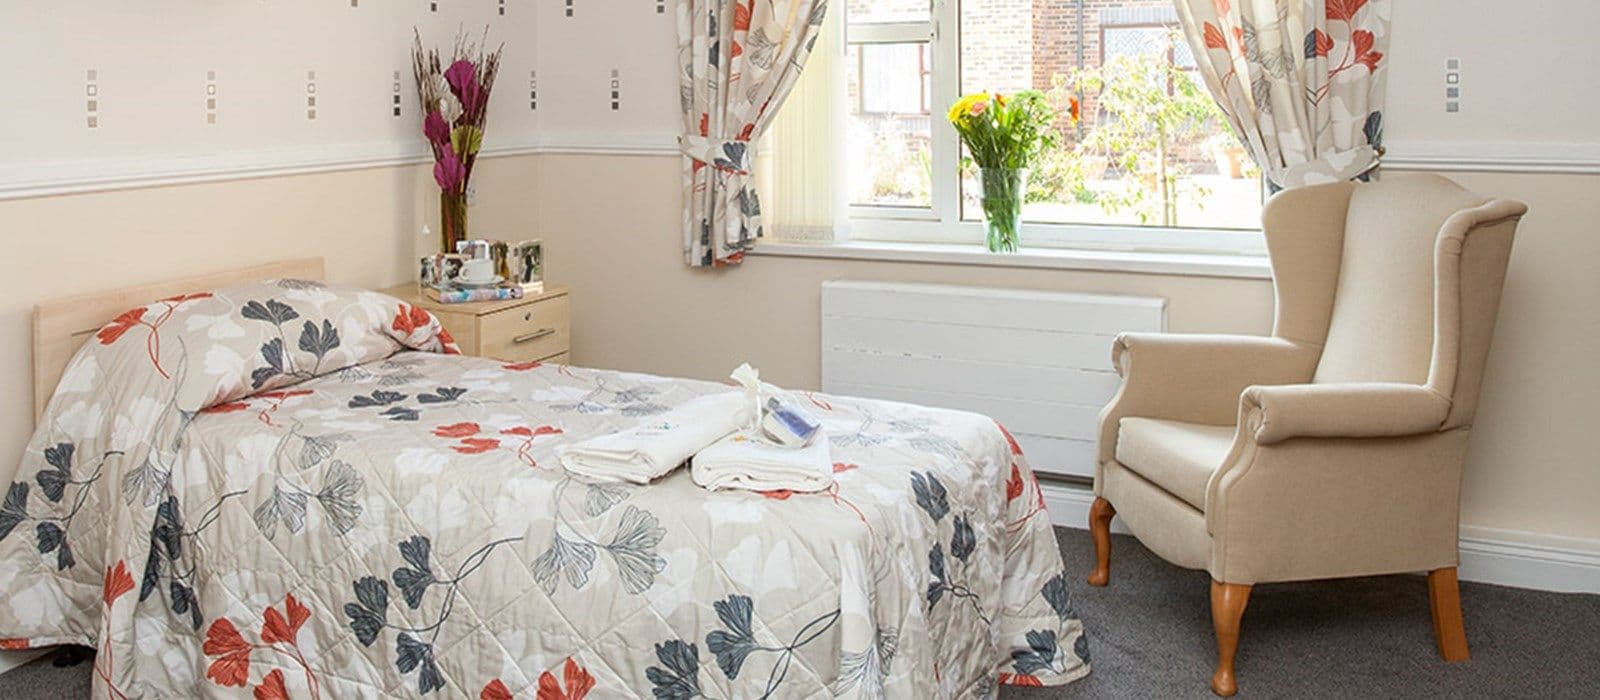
left=460, top=258, right=496, bottom=284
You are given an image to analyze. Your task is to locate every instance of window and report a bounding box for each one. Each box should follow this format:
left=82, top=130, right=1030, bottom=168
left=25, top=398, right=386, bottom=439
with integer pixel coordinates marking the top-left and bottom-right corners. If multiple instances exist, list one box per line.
left=855, top=44, right=930, bottom=115
left=843, top=0, right=1264, bottom=253
left=845, top=1, right=937, bottom=209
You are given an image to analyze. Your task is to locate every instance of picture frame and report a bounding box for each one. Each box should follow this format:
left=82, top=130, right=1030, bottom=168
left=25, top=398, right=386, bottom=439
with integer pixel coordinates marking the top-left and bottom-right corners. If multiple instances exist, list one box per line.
left=419, top=253, right=466, bottom=290
left=513, top=239, right=543, bottom=290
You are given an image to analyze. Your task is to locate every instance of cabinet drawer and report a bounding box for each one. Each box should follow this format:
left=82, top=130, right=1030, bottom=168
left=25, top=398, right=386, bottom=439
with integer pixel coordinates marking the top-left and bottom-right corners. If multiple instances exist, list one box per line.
left=477, top=295, right=570, bottom=362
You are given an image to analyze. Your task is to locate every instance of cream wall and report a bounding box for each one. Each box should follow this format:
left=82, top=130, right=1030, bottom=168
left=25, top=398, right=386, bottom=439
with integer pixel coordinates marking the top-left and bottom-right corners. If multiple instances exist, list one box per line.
left=524, top=153, right=1600, bottom=546
left=1386, top=1, right=1600, bottom=146
left=0, top=2, right=539, bottom=196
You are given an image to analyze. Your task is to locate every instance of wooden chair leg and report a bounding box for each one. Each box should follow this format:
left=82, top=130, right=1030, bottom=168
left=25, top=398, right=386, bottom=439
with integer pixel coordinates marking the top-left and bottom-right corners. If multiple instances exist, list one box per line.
left=1210, top=580, right=1252, bottom=697
left=1086, top=497, right=1115, bottom=586
left=1428, top=567, right=1471, bottom=662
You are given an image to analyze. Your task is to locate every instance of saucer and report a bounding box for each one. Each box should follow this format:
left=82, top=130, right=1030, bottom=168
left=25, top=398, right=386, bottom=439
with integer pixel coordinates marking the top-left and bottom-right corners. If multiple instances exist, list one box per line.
left=455, top=275, right=503, bottom=288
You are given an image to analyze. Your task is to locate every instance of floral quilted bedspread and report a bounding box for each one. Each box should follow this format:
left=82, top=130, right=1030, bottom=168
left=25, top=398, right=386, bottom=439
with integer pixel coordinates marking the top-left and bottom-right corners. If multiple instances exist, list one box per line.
left=0, top=280, right=1089, bottom=698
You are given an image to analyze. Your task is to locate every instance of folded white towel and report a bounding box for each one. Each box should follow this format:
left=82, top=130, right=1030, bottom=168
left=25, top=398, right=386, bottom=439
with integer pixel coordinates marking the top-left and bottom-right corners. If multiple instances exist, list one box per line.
left=691, top=431, right=834, bottom=493
left=559, top=391, right=750, bottom=484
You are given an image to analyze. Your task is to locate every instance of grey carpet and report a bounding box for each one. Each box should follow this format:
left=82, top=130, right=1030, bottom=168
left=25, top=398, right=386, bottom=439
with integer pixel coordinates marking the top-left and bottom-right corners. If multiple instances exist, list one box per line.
left=2, top=528, right=1595, bottom=698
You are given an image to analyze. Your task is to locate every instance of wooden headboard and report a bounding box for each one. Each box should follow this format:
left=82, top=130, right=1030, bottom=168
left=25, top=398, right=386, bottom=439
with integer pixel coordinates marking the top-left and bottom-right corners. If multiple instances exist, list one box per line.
left=32, top=258, right=326, bottom=418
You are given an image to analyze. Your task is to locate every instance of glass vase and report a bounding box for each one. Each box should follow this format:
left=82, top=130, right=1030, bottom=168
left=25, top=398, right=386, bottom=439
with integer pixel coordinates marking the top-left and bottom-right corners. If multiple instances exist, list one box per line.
left=979, top=168, right=1026, bottom=253
left=439, top=191, right=468, bottom=254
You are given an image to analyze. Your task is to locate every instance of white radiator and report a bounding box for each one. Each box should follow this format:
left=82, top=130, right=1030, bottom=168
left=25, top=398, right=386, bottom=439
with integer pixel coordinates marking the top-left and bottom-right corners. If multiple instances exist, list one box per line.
left=820, top=281, right=1165, bottom=479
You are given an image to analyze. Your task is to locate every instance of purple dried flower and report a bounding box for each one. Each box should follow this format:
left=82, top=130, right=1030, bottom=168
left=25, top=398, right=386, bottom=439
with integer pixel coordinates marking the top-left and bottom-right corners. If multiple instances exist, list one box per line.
left=444, top=59, right=485, bottom=123
left=444, top=60, right=476, bottom=97
left=423, top=110, right=450, bottom=146
left=433, top=150, right=466, bottom=193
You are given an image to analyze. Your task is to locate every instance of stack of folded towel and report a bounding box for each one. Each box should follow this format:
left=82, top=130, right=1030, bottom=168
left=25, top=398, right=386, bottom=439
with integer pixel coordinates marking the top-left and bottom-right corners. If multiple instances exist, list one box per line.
left=690, top=431, right=832, bottom=492
left=557, top=391, right=751, bottom=484
left=558, top=364, right=833, bottom=493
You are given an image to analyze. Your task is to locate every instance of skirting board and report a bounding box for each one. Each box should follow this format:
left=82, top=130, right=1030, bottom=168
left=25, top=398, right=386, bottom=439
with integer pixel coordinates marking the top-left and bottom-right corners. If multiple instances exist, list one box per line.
left=1040, top=481, right=1600, bottom=594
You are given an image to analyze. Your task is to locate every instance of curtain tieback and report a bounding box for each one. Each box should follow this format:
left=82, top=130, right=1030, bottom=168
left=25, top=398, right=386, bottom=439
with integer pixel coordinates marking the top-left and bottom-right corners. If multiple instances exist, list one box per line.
left=1276, top=145, right=1382, bottom=189
left=679, top=135, right=753, bottom=175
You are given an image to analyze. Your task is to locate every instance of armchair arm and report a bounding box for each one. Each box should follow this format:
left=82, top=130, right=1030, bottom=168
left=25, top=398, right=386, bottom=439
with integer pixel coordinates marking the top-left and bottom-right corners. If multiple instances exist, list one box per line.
left=1096, top=333, right=1317, bottom=469
left=1107, top=333, right=1318, bottom=425
left=1205, top=382, right=1463, bottom=581
left=1239, top=382, right=1452, bottom=445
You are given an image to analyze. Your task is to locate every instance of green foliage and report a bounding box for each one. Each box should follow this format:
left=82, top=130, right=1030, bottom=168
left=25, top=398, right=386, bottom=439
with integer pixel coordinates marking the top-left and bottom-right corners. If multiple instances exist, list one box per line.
left=949, top=90, right=1059, bottom=170
left=1026, top=141, right=1095, bottom=205
left=1052, top=51, right=1230, bottom=226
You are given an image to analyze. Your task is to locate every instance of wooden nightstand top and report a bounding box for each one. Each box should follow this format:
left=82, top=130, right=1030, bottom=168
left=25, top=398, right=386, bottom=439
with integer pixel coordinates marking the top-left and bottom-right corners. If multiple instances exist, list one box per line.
left=383, top=283, right=569, bottom=316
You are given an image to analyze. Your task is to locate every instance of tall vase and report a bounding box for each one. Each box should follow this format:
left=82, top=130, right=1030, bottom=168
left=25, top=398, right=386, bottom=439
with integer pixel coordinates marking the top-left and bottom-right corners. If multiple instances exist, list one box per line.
left=439, top=191, right=468, bottom=254
left=979, top=168, right=1026, bottom=253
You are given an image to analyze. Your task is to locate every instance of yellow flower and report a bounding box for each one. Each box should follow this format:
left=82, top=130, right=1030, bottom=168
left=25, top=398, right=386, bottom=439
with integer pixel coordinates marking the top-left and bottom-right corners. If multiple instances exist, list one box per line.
left=947, top=93, right=989, bottom=123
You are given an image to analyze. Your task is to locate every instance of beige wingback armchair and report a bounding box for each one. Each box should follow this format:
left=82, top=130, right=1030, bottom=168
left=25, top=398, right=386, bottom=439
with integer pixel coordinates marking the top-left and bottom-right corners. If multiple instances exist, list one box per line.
left=1088, top=173, right=1526, bottom=696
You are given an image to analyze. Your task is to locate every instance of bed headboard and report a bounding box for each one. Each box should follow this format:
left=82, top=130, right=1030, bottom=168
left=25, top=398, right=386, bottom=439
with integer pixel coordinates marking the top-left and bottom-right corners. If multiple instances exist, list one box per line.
left=32, top=257, right=326, bottom=418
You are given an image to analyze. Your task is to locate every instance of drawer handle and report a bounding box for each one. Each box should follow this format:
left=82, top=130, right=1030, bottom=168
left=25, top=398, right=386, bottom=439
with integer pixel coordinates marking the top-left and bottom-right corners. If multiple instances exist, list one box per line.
left=513, top=328, right=557, bottom=344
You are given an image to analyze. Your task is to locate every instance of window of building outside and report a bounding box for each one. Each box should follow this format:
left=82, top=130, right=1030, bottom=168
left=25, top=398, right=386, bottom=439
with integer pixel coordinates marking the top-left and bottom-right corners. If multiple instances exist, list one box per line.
left=845, top=0, right=1265, bottom=253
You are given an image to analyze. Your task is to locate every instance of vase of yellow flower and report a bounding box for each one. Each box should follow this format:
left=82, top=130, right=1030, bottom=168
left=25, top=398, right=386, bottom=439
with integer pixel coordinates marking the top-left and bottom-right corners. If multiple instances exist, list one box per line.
left=948, top=90, right=1074, bottom=253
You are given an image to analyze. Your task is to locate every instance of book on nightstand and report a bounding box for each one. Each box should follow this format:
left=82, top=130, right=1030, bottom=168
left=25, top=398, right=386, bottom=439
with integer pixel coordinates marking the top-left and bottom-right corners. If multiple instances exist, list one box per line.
left=421, top=282, right=543, bottom=304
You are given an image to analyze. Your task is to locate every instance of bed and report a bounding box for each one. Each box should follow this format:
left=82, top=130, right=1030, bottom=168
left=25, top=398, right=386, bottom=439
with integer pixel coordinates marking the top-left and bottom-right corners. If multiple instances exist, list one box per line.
left=1, top=260, right=1089, bottom=698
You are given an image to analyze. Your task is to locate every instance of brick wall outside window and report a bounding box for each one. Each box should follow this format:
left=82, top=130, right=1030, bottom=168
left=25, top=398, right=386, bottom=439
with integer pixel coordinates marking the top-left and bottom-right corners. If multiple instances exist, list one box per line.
left=848, top=0, right=1183, bottom=126
left=961, top=0, right=1035, bottom=98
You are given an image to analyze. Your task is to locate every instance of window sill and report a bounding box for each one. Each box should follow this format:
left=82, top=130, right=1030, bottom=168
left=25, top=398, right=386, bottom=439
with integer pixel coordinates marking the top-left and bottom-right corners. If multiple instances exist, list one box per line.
left=748, top=240, right=1273, bottom=279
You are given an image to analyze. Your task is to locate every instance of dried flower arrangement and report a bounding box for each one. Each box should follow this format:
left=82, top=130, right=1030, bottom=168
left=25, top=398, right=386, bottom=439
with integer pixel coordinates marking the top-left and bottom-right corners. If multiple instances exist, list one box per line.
left=412, top=28, right=503, bottom=253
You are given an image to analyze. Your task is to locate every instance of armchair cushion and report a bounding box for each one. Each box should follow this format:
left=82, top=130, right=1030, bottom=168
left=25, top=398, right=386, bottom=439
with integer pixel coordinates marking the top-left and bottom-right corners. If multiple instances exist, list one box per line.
left=1116, top=417, right=1236, bottom=510
left=1239, top=382, right=1451, bottom=445
left=1097, top=333, right=1319, bottom=469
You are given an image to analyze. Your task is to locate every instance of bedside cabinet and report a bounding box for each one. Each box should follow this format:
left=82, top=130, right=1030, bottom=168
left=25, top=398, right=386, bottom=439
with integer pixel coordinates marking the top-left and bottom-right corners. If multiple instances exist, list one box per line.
left=384, top=284, right=570, bottom=364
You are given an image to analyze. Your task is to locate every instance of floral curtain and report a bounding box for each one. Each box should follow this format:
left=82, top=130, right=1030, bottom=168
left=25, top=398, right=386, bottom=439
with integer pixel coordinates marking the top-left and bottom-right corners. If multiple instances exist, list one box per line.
left=677, top=0, right=829, bottom=267
left=1174, top=0, right=1390, bottom=190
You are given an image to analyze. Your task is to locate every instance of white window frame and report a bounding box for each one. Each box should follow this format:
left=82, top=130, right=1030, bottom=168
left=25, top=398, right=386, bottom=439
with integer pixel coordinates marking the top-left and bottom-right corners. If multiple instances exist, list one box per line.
left=844, top=0, right=1266, bottom=256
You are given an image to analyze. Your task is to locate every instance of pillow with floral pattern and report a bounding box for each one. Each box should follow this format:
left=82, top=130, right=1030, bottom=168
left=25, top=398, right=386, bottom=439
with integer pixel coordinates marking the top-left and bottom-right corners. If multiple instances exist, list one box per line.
left=65, top=279, right=458, bottom=415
